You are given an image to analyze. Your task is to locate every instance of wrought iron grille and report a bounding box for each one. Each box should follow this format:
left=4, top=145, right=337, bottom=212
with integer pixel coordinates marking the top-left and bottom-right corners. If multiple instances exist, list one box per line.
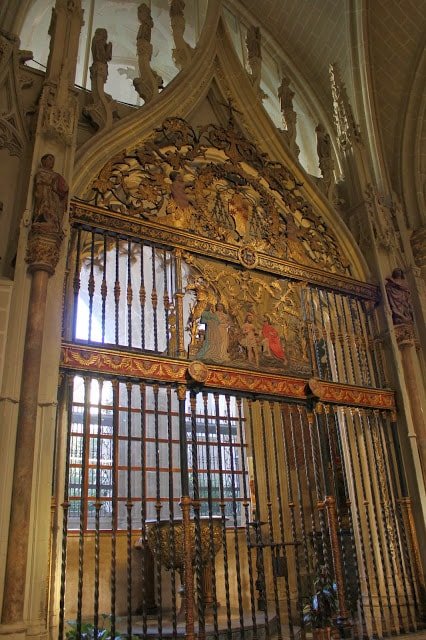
left=66, top=376, right=248, bottom=531
left=58, top=376, right=421, bottom=640
left=66, top=224, right=386, bottom=389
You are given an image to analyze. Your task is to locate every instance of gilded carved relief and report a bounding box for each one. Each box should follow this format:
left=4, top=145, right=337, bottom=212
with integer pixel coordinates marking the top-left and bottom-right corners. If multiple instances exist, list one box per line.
left=183, top=254, right=311, bottom=375
left=89, top=117, right=350, bottom=275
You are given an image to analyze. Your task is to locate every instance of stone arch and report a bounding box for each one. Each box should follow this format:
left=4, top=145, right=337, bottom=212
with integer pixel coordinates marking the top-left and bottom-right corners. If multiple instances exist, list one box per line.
left=72, top=14, right=369, bottom=283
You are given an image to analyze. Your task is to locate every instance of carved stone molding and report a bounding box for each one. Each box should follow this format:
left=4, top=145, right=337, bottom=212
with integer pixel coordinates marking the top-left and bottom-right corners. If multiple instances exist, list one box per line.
left=411, top=225, right=426, bottom=269
left=0, top=114, right=24, bottom=157
left=278, top=76, right=299, bottom=158
left=245, top=25, right=266, bottom=100
left=316, top=123, right=335, bottom=201
left=39, top=83, right=79, bottom=145
left=0, top=31, right=32, bottom=157
left=329, top=62, right=361, bottom=149
left=365, top=184, right=402, bottom=257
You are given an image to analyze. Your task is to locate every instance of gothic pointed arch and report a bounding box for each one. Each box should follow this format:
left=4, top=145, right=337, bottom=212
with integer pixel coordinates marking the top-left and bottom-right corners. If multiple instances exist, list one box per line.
left=72, top=14, right=368, bottom=283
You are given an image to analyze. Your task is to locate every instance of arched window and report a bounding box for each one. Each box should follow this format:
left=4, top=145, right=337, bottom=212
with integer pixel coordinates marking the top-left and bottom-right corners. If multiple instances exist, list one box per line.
left=20, top=0, right=321, bottom=174
left=20, top=0, right=208, bottom=105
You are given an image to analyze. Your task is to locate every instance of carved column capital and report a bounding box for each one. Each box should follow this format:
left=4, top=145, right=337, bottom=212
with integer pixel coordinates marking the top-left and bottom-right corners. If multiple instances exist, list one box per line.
left=26, top=225, right=64, bottom=275
left=394, top=322, right=416, bottom=348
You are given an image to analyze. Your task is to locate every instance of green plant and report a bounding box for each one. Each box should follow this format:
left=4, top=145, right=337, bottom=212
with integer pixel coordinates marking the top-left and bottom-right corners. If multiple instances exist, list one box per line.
left=66, top=615, right=119, bottom=640
left=303, top=569, right=338, bottom=630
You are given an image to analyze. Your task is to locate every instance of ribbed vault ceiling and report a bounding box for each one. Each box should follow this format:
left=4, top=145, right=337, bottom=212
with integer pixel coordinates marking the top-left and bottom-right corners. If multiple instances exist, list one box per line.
left=245, top=0, right=426, bottom=186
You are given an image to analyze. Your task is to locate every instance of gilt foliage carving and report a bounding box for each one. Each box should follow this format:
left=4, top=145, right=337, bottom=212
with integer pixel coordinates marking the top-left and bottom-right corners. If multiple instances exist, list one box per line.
left=88, top=117, right=350, bottom=275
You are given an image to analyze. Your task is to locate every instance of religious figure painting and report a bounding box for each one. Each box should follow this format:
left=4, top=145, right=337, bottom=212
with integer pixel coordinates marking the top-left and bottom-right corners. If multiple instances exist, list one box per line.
left=184, top=257, right=311, bottom=376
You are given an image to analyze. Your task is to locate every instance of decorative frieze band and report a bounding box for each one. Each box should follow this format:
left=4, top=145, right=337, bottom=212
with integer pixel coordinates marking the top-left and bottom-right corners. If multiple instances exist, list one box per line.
left=308, top=377, right=395, bottom=410
left=61, top=343, right=395, bottom=409
left=70, top=200, right=379, bottom=301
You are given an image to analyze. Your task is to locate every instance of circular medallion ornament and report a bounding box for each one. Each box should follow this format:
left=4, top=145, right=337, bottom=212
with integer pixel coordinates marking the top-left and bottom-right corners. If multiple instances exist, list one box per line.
left=187, top=361, right=209, bottom=383
left=238, top=245, right=259, bottom=269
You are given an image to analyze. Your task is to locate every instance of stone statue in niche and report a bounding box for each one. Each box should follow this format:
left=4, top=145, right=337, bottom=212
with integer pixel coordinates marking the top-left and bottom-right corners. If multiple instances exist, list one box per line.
left=245, top=26, right=266, bottom=100
left=83, top=28, right=119, bottom=130
left=278, top=76, right=299, bottom=158
left=33, top=154, right=69, bottom=232
left=169, top=0, right=193, bottom=70
left=385, top=268, right=414, bottom=326
left=133, top=3, right=163, bottom=104
left=315, top=123, right=335, bottom=201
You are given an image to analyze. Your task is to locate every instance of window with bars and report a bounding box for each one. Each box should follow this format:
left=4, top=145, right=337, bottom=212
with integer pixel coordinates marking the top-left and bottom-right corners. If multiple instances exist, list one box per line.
left=67, top=376, right=249, bottom=531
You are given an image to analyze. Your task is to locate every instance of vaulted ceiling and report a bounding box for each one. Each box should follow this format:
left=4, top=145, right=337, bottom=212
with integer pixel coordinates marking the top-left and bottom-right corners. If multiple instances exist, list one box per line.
left=1, top=0, right=425, bottom=200
left=243, top=0, right=426, bottom=192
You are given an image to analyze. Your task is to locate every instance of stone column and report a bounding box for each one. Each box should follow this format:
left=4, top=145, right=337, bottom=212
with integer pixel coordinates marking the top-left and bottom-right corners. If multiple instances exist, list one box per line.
left=1, top=210, right=65, bottom=624
left=385, top=268, right=426, bottom=482
left=394, top=323, right=426, bottom=481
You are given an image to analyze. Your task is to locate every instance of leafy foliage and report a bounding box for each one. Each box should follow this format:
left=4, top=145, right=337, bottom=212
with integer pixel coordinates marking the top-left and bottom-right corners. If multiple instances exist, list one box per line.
left=66, top=615, right=123, bottom=640
left=303, top=569, right=338, bottom=629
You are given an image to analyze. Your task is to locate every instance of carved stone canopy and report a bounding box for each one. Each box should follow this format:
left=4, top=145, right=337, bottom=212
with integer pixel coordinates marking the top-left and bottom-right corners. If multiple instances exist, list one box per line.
left=88, top=117, right=350, bottom=275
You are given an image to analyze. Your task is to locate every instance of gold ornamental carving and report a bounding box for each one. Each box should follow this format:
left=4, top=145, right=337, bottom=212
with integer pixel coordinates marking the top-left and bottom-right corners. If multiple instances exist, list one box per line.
left=61, top=344, right=396, bottom=409
left=238, top=245, right=259, bottom=269
left=70, top=201, right=379, bottom=301
left=86, top=116, right=350, bottom=276
left=187, top=361, right=209, bottom=383
left=146, top=518, right=222, bottom=571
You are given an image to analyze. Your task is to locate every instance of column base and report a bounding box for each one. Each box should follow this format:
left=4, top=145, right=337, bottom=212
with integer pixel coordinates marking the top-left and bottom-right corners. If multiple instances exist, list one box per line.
left=0, top=623, right=27, bottom=640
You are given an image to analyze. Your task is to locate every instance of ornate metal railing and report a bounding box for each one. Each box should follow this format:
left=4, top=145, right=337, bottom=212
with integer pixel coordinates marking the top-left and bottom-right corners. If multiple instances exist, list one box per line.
left=65, top=203, right=386, bottom=390
left=54, top=201, right=424, bottom=640
left=56, top=371, right=421, bottom=640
